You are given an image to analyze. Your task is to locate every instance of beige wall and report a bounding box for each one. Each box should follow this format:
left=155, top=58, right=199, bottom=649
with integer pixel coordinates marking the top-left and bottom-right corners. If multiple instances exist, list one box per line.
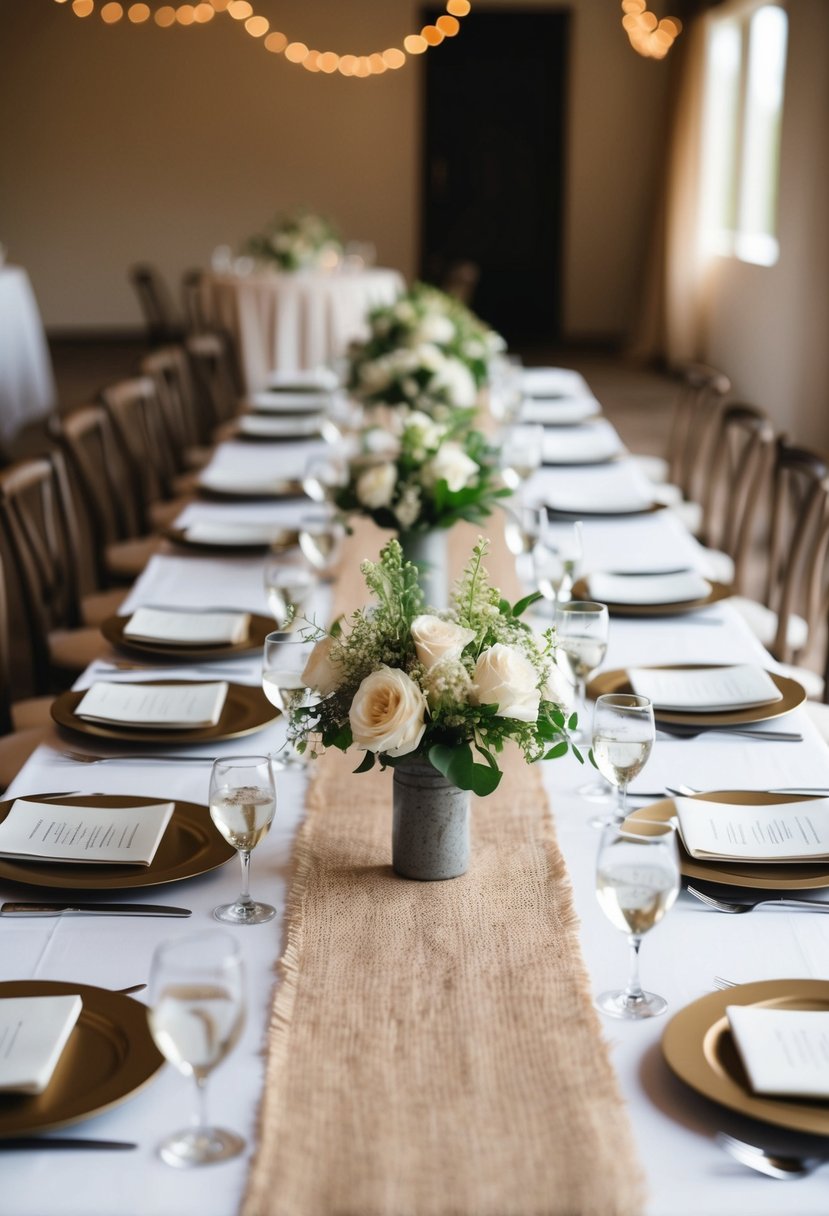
left=0, top=0, right=670, bottom=337
left=701, top=0, right=829, bottom=450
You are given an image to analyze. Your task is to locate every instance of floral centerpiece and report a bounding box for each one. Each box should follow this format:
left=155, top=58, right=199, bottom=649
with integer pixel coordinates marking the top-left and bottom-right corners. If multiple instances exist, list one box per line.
left=246, top=209, right=341, bottom=272
left=293, top=539, right=579, bottom=878
left=347, top=283, right=505, bottom=418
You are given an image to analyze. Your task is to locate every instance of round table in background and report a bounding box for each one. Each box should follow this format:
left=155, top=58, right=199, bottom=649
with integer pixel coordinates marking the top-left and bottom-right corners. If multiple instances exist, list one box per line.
left=0, top=265, right=56, bottom=444
left=202, top=266, right=405, bottom=391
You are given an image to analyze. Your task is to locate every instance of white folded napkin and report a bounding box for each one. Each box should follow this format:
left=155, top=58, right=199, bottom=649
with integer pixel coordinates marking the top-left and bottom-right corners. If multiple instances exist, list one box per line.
left=182, top=520, right=290, bottom=547
left=266, top=368, right=339, bottom=393
left=628, top=664, right=783, bottom=712
left=674, top=795, right=829, bottom=861
left=0, top=995, right=83, bottom=1095
left=124, top=607, right=250, bottom=645
left=75, top=681, right=229, bottom=728
left=520, top=397, right=601, bottom=426
left=588, top=571, right=712, bottom=605
left=727, top=1005, right=829, bottom=1099
left=0, top=798, right=175, bottom=866
left=245, top=391, right=331, bottom=415
left=521, top=367, right=590, bottom=398
left=238, top=414, right=323, bottom=439
left=546, top=487, right=654, bottom=515
left=541, top=423, right=622, bottom=465
left=198, top=467, right=300, bottom=497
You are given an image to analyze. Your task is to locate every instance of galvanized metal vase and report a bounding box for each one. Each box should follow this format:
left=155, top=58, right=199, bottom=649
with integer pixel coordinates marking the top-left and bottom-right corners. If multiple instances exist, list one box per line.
left=392, top=757, right=470, bottom=881
left=399, top=529, right=448, bottom=609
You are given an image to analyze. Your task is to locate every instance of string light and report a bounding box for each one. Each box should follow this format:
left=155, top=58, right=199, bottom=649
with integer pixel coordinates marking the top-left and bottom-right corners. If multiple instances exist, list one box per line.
left=621, top=0, right=681, bottom=59
left=53, top=0, right=473, bottom=77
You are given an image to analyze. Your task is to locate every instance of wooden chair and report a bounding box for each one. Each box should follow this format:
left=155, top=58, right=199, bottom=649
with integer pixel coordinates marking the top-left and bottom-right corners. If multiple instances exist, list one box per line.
left=54, top=403, right=162, bottom=584
left=0, top=454, right=107, bottom=691
left=186, top=331, right=244, bottom=433
left=0, top=548, right=54, bottom=792
left=101, top=376, right=187, bottom=532
left=129, top=263, right=184, bottom=347
left=181, top=269, right=209, bottom=334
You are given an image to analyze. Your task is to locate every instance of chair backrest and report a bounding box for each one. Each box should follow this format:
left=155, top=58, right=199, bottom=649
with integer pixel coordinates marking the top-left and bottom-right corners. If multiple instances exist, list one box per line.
left=186, top=331, right=241, bottom=429
left=699, top=403, right=775, bottom=593
left=141, top=344, right=207, bottom=454
left=129, top=263, right=181, bottom=346
left=0, top=548, right=15, bottom=735
left=668, top=363, right=732, bottom=499
left=764, top=440, right=829, bottom=667
left=0, top=453, right=85, bottom=692
left=181, top=269, right=209, bottom=334
left=101, top=376, right=174, bottom=521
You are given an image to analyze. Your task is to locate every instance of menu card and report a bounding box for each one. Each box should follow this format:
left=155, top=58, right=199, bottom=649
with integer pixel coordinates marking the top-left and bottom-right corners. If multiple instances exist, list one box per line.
left=183, top=521, right=289, bottom=547
left=628, top=665, right=783, bottom=711
left=546, top=487, right=654, bottom=516
left=727, top=1005, right=829, bottom=1098
left=75, top=681, right=229, bottom=728
left=238, top=414, right=322, bottom=438
left=588, top=571, right=712, bottom=605
left=0, top=798, right=175, bottom=866
left=247, top=391, right=331, bottom=415
left=0, top=995, right=83, bottom=1095
left=124, top=607, right=250, bottom=646
left=541, top=426, right=622, bottom=465
left=674, top=795, right=829, bottom=861
left=199, top=468, right=299, bottom=497
left=521, top=397, right=601, bottom=426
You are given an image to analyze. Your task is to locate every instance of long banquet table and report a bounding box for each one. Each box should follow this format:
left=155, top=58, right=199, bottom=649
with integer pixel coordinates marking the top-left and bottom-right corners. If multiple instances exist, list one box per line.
left=2, top=392, right=829, bottom=1215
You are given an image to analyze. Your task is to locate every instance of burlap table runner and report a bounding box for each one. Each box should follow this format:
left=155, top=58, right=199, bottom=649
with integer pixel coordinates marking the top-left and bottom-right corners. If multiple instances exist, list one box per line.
left=243, top=521, right=646, bottom=1216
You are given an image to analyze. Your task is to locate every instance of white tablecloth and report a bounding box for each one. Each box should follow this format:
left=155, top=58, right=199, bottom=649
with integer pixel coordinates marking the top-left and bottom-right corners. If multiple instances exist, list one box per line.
left=2, top=406, right=829, bottom=1214
left=202, top=267, right=404, bottom=391
left=0, top=265, right=56, bottom=443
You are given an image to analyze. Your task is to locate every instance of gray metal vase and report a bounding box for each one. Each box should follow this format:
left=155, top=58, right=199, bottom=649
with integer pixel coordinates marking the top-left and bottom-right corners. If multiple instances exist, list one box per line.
left=399, top=529, right=448, bottom=609
left=392, top=757, right=470, bottom=881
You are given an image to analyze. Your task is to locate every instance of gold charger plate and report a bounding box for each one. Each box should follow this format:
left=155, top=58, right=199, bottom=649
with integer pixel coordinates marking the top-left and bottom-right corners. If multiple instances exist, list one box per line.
left=662, top=979, right=829, bottom=1136
left=51, top=681, right=279, bottom=744
left=572, top=578, right=731, bottom=618
left=628, top=791, right=829, bottom=890
left=164, top=525, right=298, bottom=556
left=101, top=611, right=275, bottom=661
left=197, top=478, right=305, bottom=502
left=0, top=792, right=234, bottom=890
left=587, top=664, right=805, bottom=727
left=0, top=979, right=163, bottom=1137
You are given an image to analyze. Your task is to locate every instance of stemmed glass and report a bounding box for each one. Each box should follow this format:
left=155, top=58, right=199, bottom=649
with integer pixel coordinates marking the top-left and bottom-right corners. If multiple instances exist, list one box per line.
left=488, top=353, right=524, bottom=424
left=500, top=425, right=543, bottom=491
left=209, top=755, right=276, bottom=924
left=298, top=509, right=345, bottom=580
left=592, top=694, right=655, bottom=823
left=533, top=520, right=583, bottom=610
left=302, top=453, right=348, bottom=504
left=263, top=546, right=318, bottom=629
left=554, top=600, right=609, bottom=742
left=594, top=821, right=680, bottom=1019
left=262, top=631, right=317, bottom=767
left=503, top=503, right=546, bottom=558
left=148, top=931, right=246, bottom=1166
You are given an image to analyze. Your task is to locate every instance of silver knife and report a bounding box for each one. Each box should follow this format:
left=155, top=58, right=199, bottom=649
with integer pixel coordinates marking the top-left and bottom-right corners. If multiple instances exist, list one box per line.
left=0, top=1137, right=137, bottom=1151
left=0, top=901, right=191, bottom=918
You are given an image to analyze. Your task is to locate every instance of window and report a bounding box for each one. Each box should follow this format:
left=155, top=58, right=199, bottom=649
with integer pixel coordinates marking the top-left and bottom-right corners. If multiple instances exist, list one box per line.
left=699, top=3, right=788, bottom=266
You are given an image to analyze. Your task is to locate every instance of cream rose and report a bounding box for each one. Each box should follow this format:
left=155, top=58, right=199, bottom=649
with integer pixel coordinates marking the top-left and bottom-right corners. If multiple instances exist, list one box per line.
left=422, top=443, right=479, bottom=493
left=349, top=666, right=427, bottom=757
left=301, top=635, right=341, bottom=697
left=471, top=643, right=540, bottom=723
left=355, top=462, right=396, bottom=509
left=411, top=614, right=475, bottom=671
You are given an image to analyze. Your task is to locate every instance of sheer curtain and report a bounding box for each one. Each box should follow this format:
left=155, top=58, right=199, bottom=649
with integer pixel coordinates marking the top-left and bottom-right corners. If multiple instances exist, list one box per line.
left=633, top=12, right=713, bottom=364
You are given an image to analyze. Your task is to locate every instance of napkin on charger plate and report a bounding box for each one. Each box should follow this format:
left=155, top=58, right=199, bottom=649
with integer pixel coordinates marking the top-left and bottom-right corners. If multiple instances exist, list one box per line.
left=0, top=798, right=175, bottom=866
left=520, top=396, right=601, bottom=426
left=244, top=391, right=331, bottom=415
left=181, top=520, right=291, bottom=548
left=673, top=795, right=829, bottom=862
left=75, top=681, right=229, bottom=728
left=124, top=607, right=251, bottom=646
left=541, top=421, right=623, bottom=465
left=0, top=995, right=82, bottom=1094
left=588, top=571, right=712, bottom=605
left=237, top=414, right=323, bottom=439
left=628, top=664, right=783, bottom=712
left=727, top=1004, right=829, bottom=1099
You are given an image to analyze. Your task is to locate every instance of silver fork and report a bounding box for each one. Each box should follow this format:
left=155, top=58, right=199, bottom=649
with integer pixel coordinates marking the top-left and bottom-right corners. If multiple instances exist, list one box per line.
left=712, top=976, right=737, bottom=989
left=656, top=727, right=802, bottom=741
left=716, top=1132, right=829, bottom=1179
left=52, top=748, right=218, bottom=765
left=687, top=883, right=829, bottom=914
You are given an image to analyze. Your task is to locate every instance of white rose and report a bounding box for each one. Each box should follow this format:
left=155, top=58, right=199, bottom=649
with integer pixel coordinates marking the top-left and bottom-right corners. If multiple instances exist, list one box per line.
left=404, top=411, right=445, bottom=450
left=422, top=443, right=479, bottom=493
left=411, top=614, right=476, bottom=670
left=431, top=356, right=477, bottom=407
left=356, top=462, right=397, bottom=509
left=350, top=665, right=427, bottom=757
left=394, top=484, right=422, bottom=529
left=544, top=655, right=575, bottom=712
left=302, top=635, right=341, bottom=697
left=471, top=643, right=541, bottom=723
left=415, top=314, right=456, bottom=346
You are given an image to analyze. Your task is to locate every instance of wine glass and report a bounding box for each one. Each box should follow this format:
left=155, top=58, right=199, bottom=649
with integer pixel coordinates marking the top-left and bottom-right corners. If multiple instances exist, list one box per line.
left=594, top=821, right=680, bottom=1019
left=209, top=755, right=276, bottom=924
left=262, top=631, right=317, bottom=767
left=532, top=521, right=583, bottom=610
left=488, top=354, right=524, bottom=424
left=298, top=509, right=345, bottom=579
left=500, top=425, right=543, bottom=491
left=263, top=546, right=318, bottom=628
left=302, top=453, right=348, bottom=504
left=554, top=600, right=609, bottom=741
left=148, top=931, right=246, bottom=1166
left=592, top=694, right=655, bottom=823
left=503, top=503, right=546, bottom=558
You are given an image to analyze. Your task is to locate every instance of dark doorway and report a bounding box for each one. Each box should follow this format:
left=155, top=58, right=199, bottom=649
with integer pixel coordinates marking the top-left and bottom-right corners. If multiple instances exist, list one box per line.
left=420, top=7, right=569, bottom=346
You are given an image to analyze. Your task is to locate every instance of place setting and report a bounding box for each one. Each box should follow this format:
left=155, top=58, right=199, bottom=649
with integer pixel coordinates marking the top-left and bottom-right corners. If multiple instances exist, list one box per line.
left=540, top=418, right=625, bottom=466
left=164, top=518, right=300, bottom=555
left=572, top=568, right=732, bottom=618
left=232, top=412, right=334, bottom=444
left=100, top=605, right=276, bottom=663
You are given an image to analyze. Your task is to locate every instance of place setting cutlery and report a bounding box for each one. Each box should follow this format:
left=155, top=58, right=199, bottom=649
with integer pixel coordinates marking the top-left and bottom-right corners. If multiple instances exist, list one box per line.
left=656, top=726, right=803, bottom=741
left=50, top=748, right=220, bottom=765
left=0, top=901, right=192, bottom=918
left=715, top=1132, right=829, bottom=1180
left=685, top=883, right=829, bottom=914
left=0, top=1137, right=137, bottom=1152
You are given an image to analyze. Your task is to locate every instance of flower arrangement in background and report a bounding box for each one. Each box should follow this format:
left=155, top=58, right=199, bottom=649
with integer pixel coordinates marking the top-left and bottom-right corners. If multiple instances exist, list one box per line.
left=292, top=538, right=582, bottom=796
left=335, top=412, right=511, bottom=534
left=246, top=209, right=342, bottom=271
left=347, top=283, right=505, bottom=418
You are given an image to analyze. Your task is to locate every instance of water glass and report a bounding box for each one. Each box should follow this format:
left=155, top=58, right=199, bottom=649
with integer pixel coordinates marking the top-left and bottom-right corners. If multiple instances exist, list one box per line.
left=554, top=600, right=609, bottom=739
left=263, top=546, right=317, bottom=628
left=594, top=821, right=680, bottom=1019
left=209, top=756, right=276, bottom=924
left=532, top=520, right=583, bottom=608
left=500, top=425, right=543, bottom=490
left=298, top=509, right=345, bottom=579
left=592, top=693, right=655, bottom=822
left=302, top=453, right=348, bottom=504
left=148, top=931, right=246, bottom=1166
left=262, top=631, right=317, bottom=767
left=503, top=504, right=547, bottom=558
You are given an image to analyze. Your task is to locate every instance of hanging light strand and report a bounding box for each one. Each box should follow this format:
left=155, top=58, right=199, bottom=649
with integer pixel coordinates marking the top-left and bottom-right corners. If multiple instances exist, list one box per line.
left=54, top=0, right=473, bottom=77
left=620, top=0, right=681, bottom=60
